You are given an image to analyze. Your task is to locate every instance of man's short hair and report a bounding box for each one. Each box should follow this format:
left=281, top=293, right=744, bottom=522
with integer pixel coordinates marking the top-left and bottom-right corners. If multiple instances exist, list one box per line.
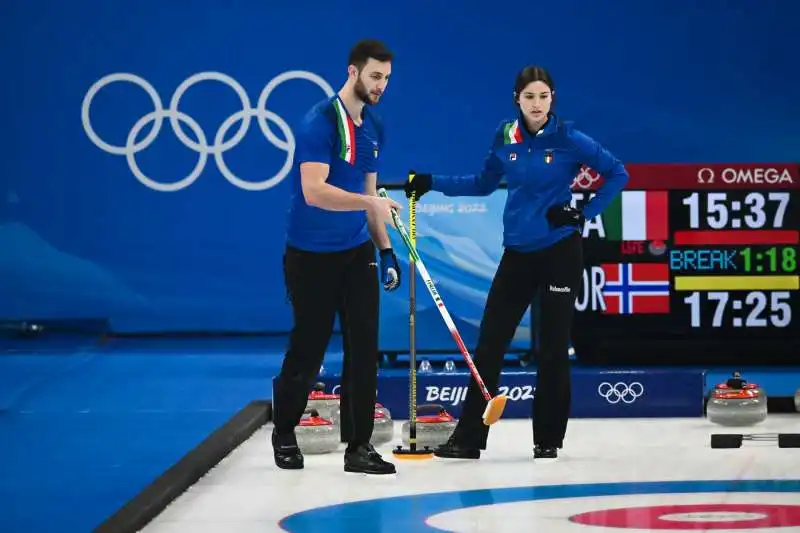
left=348, top=40, right=393, bottom=70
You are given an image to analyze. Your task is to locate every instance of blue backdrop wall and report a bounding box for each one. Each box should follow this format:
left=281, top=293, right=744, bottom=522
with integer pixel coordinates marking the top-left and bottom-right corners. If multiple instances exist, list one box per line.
left=1, top=1, right=798, bottom=346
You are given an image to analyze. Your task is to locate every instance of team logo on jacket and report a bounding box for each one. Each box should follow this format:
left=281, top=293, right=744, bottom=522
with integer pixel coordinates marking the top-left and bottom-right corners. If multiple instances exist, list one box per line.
left=544, top=150, right=553, bottom=164
left=509, top=152, right=517, bottom=161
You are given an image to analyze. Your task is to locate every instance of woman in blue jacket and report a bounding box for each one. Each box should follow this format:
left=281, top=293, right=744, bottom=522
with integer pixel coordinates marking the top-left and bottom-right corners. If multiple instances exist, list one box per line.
left=404, top=65, right=629, bottom=460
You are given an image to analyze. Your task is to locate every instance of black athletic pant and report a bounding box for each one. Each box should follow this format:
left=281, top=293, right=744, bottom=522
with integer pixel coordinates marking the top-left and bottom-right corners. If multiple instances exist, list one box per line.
left=453, top=232, right=583, bottom=449
left=272, top=240, right=380, bottom=447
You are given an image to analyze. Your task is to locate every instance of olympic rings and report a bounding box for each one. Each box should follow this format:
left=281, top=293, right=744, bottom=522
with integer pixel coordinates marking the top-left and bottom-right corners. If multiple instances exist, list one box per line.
left=81, top=70, right=335, bottom=192
left=597, top=381, right=645, bottom=404
left=572, top=166, right=601, bottom=189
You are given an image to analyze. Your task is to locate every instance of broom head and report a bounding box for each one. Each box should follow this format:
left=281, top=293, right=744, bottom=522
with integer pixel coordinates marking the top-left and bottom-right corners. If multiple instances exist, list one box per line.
left=481, top=394, right=508, bottom=425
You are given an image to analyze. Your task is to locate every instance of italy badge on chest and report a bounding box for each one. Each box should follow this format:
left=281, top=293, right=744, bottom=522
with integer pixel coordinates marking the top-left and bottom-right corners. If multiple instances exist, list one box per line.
left=544, top=150, right=553, bottom=164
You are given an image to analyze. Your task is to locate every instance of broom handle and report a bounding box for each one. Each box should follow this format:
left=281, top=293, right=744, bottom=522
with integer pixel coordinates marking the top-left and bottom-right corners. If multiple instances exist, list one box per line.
left=408, top=185, right=418, bottom=448
left=378, top=188, right=493, bottom=402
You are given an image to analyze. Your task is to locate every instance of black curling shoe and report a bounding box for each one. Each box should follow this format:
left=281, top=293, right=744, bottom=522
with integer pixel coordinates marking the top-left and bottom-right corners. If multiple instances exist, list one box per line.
left=534, top=444, right=558, bottom=459
left=433, top=434, right=481, bottom=459
left=272, top=429, right=304, bottom=469
left=344, top=443, right=396, bottom=475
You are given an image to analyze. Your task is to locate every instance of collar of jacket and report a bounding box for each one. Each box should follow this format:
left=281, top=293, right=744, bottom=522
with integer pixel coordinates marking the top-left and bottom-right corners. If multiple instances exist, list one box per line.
left=517, top=111, right=559, bottom=139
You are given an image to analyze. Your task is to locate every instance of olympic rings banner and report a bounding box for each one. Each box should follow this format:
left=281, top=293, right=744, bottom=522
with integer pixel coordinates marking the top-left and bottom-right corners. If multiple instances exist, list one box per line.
left=80, top=71, right=335, bottom=193
left=1, top=1, right=796, bottom=339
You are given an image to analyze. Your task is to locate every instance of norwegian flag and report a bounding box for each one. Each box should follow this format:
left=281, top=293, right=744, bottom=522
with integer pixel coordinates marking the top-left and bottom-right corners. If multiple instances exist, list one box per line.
left=601, top=263, right=671, bottom=314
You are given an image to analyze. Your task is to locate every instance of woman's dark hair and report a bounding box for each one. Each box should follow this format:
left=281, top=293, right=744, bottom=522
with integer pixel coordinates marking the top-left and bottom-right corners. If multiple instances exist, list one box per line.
left=513, top=65, right=555, bottom=106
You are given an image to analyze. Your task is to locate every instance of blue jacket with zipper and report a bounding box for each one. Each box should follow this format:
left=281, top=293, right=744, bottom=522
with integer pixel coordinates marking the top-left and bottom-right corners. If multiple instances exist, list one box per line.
left=431, top=113, right=629, bottom=252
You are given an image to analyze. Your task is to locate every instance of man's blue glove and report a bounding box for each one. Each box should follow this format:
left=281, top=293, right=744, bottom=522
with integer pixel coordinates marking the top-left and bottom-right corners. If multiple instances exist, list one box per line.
left=379, top=248, right=401, bottom=291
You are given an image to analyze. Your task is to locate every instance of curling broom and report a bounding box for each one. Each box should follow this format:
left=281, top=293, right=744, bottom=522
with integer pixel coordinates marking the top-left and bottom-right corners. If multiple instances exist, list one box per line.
left=378, top=186, right=507, bottom=426
left=392, top=177, right=434, bottom=459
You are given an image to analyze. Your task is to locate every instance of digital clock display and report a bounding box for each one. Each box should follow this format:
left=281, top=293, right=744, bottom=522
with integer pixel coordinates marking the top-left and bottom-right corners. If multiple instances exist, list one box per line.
left=668, top=188, right=798, bottom=333
left=668, top=246, right=797, bottom=274
left=569, top=163, right=799, bottom=362
left=680, top=191, right=790, bottom=230
left=740, top=246, right=797, bottom=273
left=683, top=290, right=792, bottom=328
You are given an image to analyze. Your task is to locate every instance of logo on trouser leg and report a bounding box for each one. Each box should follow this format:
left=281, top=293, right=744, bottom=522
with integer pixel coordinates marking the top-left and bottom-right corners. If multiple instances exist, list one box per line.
left=549, top=284, right=571, bottom=294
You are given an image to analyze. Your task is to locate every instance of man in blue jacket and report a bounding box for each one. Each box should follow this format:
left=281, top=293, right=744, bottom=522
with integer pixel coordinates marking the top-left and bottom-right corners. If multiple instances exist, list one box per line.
left=405, top=65, right=628, bottom=460
left=272, top=39, right=402, bottom=475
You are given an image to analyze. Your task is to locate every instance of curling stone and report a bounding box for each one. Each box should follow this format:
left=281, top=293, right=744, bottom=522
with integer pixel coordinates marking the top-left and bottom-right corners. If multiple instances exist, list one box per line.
left=370, top=403, right=394, bottom=446
left=707, top=372, right=767, bottom=427
left=295, top=408, right=340, bottom=455
left=307, top=382, right=340, bottom=424
left=401, top=404, right=458, bottom=449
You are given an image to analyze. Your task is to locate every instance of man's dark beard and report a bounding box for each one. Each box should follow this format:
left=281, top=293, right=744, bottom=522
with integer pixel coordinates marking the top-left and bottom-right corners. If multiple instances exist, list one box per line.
left=354, top=77, right=374, bottom=105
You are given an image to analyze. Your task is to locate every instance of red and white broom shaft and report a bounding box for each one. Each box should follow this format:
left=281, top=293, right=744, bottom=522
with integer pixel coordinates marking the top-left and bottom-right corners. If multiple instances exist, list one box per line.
left=413, top=260, right=494, bottom=402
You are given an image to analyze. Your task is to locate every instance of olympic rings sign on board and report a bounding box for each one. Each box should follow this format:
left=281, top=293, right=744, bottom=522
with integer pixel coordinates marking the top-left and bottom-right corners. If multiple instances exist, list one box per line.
left=597, top=381, right=645, bottom=404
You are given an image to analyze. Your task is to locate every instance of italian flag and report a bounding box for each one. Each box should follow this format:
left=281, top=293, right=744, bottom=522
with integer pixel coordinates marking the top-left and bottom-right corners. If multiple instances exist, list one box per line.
left=333, top=99, right=355, bottom=164
left=503, top=120, right=522, bottom=144
left=605, top=191, right=668, bottom=241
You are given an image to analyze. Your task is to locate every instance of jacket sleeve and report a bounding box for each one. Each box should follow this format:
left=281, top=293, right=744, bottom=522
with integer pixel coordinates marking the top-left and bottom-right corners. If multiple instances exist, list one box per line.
left=296, top=112, right=335, bottom=166
left=569, top=128, right=629, bottom=219
left=429, top=123, right=505, bottom=197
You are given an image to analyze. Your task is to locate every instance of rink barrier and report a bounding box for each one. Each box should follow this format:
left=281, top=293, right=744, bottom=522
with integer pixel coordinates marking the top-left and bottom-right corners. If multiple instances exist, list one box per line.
left=271, top=368, right=707, bottom=420
left=94, top=400, right=271, bottom=533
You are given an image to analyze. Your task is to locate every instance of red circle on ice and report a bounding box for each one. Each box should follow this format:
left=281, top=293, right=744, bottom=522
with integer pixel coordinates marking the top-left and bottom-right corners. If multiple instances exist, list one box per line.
left=569, top=503, right=800, bottom=529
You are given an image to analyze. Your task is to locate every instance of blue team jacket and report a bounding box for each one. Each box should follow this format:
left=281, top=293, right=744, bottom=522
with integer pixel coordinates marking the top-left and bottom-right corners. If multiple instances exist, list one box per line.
left=432, top=113, right=629, bottom=252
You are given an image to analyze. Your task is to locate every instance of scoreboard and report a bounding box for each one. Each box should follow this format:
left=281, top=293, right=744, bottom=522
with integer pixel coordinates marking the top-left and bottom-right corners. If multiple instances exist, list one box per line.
left=570, top=163, right=799, bottom=364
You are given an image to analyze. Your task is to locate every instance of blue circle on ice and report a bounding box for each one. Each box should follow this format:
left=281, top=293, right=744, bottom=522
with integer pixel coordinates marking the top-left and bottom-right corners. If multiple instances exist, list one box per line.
left=278, top=479, right=800, bottom=533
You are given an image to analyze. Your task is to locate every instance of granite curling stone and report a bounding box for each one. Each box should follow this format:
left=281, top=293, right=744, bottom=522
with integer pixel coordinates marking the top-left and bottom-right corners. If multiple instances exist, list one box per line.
left=370, top=402, right=394, bottom=446
left=295, top=409, right=339, bottom=454
left=707, top=372, right=767, bottom=427
left=401, top=404, right=457, bottom=448
left=307, top=382, right=340, bottom=425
